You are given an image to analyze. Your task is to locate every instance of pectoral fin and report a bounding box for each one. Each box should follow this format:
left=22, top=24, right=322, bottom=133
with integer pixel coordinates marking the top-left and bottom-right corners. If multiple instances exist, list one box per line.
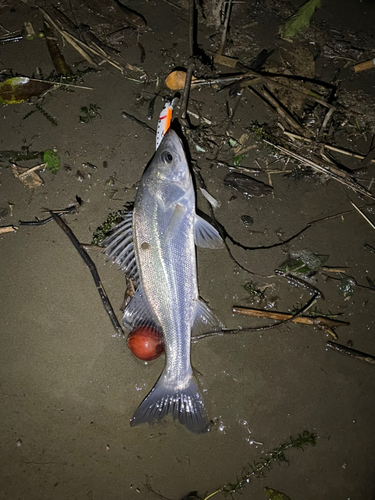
left=194, top=215, right=224, bottom=249
left=164, top=203, right=186, bottom=241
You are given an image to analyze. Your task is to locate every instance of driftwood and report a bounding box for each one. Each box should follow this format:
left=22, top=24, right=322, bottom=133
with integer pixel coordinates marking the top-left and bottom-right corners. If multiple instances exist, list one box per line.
left=0, top=225, right=17, bottom=234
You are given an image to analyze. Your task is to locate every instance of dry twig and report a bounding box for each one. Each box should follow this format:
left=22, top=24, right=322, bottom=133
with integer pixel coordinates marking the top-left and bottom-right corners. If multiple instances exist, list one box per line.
left=233, top=306, right=350, bottom=340
left=327, top=341, right=375, bottom=366
left=18, top=162, right=46, bottom=178
left=282, top=130, right=375, bottom=163
left=264, top=140, right=375, bottom=200
left=49, top=210, right=124, bottom=337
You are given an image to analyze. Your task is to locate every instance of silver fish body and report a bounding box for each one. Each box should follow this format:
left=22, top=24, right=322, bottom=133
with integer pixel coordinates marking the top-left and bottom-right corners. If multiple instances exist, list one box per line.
left=104, top=130, right=223, bottom=433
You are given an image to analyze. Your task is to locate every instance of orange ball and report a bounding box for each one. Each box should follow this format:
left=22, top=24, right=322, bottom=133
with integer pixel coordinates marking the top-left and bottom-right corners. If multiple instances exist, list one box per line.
left=127, top=326, right=164, bottom=361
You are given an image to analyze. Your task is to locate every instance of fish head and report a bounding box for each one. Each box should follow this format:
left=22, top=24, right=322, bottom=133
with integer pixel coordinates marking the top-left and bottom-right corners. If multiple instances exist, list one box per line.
left=147, top=130, right=192, bottom=197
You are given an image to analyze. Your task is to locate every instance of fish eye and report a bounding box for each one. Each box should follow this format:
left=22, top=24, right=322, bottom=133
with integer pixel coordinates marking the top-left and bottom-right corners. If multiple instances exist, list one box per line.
left=162, top=151, right=174, bottom=164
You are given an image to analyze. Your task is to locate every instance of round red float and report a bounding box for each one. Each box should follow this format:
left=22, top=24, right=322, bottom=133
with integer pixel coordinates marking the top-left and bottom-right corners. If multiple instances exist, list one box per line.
left=127, top=326, right=164, bottom=361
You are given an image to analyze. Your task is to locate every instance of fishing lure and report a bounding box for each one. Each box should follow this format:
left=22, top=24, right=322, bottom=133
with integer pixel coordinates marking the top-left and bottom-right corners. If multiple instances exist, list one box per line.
left=155, top=98, right=178, bottom=150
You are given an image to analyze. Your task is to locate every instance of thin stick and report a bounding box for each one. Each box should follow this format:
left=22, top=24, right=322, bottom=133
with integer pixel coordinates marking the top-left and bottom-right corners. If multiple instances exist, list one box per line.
left=18, top=162, right=46, bottom=178
left=233, top=307, right=349, bottom=328
left=50, top=211, right=124, bottom=337
left=189, top=0, right=195, bottom=57
left=240, top=68, right=335, bottom=110
left=19, top=206, right=77, bottom=226
left=179, top=63, right=194, bottom=122
left=264, top=140, right=375, bottom=200
left=29, top=78, right=93, bottom=90
left=218, top=0, right=233, bottom=55
left=78, top=37, right=125, bottom=72
left=327, top=341, right=375, bottom=366
left=233, top=307, right=349, bottom=339
left=261, top=85, right=305, bottom=135
left=282, top=130, right=375, bottom=162
left=122, top=111, right=156, bottom=134
left=348, top=199, right=375, bottom=230
left=193, top=293, right=319, bottom=341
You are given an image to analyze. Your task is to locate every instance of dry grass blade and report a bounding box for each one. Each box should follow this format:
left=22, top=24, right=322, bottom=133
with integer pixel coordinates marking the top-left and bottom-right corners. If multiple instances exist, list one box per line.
left=41, top=8, right=129, bottom=74
left=282, top=130, right=375, bottom=162
left=38, top=7, right=99, bottom=69
left=349, top=199, right=375, bottom=230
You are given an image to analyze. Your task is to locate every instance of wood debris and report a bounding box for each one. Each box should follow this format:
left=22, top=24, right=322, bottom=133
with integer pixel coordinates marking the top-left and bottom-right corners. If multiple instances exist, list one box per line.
left=12, top=163, right=44, bottom=188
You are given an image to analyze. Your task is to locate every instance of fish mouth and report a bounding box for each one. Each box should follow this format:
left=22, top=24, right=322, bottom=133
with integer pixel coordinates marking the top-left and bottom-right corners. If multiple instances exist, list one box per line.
left=162, top=129, right=184, bottom=153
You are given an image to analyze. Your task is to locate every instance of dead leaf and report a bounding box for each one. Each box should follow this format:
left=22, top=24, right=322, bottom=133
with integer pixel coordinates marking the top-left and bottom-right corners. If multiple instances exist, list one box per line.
left=0, top=77, right=52, bottom=105
left=12, top=164, right=43, bottom=188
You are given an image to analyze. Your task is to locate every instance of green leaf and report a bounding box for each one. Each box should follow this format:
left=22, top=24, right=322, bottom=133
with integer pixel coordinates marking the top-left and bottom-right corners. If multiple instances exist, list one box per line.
left=233, top=153, right=245, bottom=166
left=277, top=251, right=328, bottom=277
left=265, top=487, right=291, bottom=500
left=229, top=138, right=237, bottom=148
left=279, top=0, right=321, bottom=38
left=43, top=149, right=60, bottom=174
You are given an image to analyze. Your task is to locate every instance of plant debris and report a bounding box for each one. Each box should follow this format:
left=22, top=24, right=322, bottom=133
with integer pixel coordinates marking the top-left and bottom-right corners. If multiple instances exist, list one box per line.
left=92, top=209, right=128, bottom=246
left=279, top=0, right=321, bottom=39
left=200, top=431, right=316, bottom=499
left=277, top=251, right=329, bottom=278
left=11, top=163, right=44, bottom=188
left=43, top=149, right=60, bottom=173
left=327, top=341, right=375, bottom=366
left=0, top=225, right=17, bottom=234
left=79, top=103, right=101, bottom=123
left=265, top=488, right=291, bottom=500
left=0, top=77, right=52, bottom=104
left=224, top=172, right=273, bottom=197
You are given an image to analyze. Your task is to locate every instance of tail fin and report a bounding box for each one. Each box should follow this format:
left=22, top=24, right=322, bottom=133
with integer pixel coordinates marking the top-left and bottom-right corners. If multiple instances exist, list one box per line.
left=130, top=374, right=209, bottom=434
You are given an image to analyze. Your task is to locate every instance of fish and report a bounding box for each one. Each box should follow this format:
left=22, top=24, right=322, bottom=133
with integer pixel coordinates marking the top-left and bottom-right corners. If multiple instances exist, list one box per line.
left=104, top=129, right=224, bottom=433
